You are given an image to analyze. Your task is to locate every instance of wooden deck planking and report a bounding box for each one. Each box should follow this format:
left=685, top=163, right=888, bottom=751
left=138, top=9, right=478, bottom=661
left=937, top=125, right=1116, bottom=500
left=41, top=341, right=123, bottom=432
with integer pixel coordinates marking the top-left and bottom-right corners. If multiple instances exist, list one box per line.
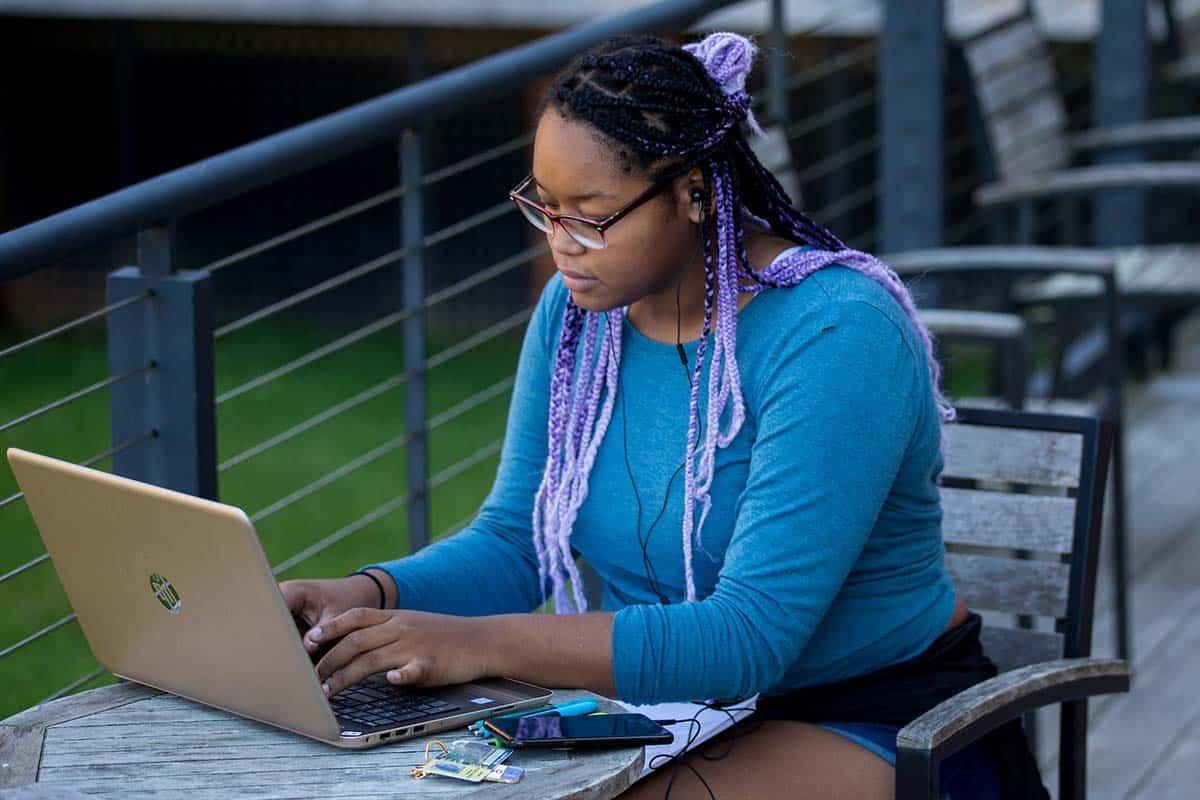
left=1035, top=312, right=1200, bottom=799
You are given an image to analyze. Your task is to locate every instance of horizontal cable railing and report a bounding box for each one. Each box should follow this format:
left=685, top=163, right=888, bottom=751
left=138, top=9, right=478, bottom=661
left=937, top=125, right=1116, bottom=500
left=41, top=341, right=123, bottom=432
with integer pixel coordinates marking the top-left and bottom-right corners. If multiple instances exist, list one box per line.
left=40, top=666, right=107, bottom=706
left=247, top=375, right=516, bottom=523
left=423, top=199, right=516, bottom=249
left=270, top=436, right=505, bottom=577
left=812, top=180, right=880, bottom=226
left=0, top=292, right=151, bottom=361
left=201, top=186, right=408, bottom=274
left=0, top=613, right=76, bottom=661
left=216, top=310, right=410, bottom=405
left=0, top=363, right=153, bottom=436
left=214, top=246, right=409, bottom=339
left=784, top=87, right=878, bottom=142
left=423, top=133, right=535, bottom=187
left=794, top=135, right=880, bottom=186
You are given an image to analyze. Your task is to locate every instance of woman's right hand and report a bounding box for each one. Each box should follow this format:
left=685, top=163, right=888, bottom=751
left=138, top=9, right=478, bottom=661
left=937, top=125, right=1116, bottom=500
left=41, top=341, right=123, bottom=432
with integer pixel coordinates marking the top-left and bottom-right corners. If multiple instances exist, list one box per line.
left=280, top=574, right=392, bottom=659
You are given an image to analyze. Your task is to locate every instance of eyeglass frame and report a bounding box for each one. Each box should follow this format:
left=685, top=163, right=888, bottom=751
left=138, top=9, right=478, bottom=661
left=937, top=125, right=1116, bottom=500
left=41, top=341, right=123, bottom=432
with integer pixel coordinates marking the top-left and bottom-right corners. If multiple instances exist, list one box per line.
left=507, top=160, right=696, bottom=250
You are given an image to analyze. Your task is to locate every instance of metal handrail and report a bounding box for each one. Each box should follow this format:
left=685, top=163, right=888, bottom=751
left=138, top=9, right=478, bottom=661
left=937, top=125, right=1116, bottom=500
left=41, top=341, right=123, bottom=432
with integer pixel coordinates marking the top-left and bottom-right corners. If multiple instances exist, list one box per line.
left=0, top=0, right=736, bottom=277
left=0, top=292, right=151, bottom=361
left=0, top=363, right=153, bottom=436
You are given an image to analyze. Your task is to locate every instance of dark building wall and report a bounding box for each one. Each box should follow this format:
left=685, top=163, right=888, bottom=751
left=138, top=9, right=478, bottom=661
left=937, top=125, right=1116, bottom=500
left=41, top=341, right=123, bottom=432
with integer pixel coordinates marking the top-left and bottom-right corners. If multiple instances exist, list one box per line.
left=0, top=17, right=544, bottom=329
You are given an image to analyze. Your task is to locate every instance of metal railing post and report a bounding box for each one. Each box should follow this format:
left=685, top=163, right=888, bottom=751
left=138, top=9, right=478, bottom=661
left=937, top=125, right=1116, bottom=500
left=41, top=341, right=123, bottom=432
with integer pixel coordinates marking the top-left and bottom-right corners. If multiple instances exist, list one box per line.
left=1093, top=0, right=1149, bottom=247
left=767, top=0, right=790, bottom=127
left=401, top=131, right=430, bottom=553
left=106, top=223, right=217, bottom=499
left=880, top=0, right=944, bottom=253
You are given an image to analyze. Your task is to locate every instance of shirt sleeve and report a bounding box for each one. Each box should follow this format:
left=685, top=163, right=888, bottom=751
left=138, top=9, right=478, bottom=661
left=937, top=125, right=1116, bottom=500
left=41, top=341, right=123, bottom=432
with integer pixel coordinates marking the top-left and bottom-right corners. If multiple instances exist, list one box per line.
left=358, top=277, right=563, bottom=616
left=611, top=298, right=925, bottom=704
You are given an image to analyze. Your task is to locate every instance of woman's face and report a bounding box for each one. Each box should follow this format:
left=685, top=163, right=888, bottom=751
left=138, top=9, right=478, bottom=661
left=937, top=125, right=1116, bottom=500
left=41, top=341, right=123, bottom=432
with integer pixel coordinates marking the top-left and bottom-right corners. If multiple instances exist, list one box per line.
left=529, top=109, right=703, bottom=312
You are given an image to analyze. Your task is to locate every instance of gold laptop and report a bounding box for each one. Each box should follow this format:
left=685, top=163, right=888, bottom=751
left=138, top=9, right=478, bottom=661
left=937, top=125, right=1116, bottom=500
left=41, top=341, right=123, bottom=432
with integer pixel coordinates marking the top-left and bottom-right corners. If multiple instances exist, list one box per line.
left=6, top=447, right=552, bottom=749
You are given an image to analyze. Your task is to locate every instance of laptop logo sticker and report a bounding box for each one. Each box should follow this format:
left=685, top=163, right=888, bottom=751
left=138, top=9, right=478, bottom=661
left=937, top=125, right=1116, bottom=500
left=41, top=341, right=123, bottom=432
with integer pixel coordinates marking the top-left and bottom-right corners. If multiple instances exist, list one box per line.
left=149, top=573, right=182, bottom=615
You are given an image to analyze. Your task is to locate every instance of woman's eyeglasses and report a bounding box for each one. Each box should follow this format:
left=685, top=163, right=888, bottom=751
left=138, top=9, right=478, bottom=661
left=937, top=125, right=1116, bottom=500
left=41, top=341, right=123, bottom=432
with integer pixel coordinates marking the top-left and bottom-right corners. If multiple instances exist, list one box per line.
left=508, top=164, right=690, bottom=250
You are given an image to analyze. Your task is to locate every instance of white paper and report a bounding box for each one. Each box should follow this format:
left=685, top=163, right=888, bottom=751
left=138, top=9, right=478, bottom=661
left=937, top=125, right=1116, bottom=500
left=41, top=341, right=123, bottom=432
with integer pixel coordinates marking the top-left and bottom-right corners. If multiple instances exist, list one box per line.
left=616, top=695, right=759, bottom=780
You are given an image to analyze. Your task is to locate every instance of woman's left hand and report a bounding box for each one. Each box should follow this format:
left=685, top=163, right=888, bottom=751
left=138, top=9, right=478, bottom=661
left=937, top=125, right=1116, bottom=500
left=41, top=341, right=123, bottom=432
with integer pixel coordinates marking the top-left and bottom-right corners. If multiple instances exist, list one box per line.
left=309, top=608, right=493, bottom=697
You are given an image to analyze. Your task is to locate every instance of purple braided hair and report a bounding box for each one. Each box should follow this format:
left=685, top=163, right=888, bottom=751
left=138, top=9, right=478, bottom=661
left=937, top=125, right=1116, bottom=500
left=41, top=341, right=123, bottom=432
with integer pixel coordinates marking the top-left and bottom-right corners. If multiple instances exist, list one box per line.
left=532, top=32, right=955, bottom=611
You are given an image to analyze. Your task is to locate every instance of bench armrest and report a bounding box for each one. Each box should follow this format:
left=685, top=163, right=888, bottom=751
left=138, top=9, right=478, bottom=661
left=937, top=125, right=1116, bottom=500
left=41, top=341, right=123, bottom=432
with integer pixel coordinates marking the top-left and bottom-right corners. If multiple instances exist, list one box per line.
left=975, top=163, right=1200, bottom=208
left=895, top=658, right=1129, bottom=800
left=918, top=309, right=1024, bottom=342
left=1072, top=116, right=1200, bottom=152
left=886, top=246, right=1115, bottom=279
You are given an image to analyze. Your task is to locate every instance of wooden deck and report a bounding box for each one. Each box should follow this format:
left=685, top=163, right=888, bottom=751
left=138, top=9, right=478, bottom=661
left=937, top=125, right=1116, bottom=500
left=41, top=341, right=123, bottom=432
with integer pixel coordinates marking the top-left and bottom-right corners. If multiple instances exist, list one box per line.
left=1032, top=310, right=1200, bottom=799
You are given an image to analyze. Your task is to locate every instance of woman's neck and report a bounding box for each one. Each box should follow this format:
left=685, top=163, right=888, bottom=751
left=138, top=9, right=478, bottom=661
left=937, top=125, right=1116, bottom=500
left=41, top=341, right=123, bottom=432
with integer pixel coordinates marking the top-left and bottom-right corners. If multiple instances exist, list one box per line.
left=626, top=220, right=798, bottom=345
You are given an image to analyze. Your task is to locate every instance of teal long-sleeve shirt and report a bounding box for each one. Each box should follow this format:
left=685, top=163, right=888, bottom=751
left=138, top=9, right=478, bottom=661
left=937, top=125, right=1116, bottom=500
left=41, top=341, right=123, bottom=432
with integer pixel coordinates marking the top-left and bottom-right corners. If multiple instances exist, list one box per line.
left=362, top=257, right=956, bottom=706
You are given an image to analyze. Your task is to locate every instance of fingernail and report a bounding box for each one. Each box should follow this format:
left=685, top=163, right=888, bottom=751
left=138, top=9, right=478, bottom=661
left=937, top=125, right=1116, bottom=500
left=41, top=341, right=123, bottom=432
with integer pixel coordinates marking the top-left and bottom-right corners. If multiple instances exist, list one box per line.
left=310, top=627, right=322, bottom=640
left=322, top=682, right=330, bottom=695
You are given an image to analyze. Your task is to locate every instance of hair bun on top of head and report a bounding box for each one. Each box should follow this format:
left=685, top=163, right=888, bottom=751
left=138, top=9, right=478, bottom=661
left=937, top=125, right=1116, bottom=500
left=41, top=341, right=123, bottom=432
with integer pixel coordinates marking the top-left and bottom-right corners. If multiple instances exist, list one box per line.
left=683, top=31, right=767, bottom=139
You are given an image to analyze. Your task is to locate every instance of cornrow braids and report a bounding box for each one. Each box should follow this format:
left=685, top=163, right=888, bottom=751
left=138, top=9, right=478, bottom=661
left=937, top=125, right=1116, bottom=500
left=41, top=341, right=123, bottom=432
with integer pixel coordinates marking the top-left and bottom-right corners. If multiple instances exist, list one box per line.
left=531, top=32, right=955, bottom=612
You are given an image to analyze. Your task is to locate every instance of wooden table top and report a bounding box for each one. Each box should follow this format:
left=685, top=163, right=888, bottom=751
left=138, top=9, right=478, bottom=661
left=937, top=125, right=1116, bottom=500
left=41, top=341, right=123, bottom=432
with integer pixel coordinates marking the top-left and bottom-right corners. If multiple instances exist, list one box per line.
left=0, top=682, right=643, bottom=799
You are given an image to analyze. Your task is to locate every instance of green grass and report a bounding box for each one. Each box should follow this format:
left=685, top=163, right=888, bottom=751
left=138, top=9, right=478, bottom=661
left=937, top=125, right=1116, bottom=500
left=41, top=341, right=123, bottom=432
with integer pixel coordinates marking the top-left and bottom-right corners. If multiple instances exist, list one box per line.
left=0, top=320, right=521, bottom=719
left=0, top=319, right=1001, bottom=721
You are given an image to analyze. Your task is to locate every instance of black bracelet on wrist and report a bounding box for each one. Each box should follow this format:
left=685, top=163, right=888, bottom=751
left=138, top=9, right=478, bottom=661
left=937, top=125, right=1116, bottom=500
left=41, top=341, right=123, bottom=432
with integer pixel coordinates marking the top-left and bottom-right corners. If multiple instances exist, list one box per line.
left=348, top=570, right=387, bottom=610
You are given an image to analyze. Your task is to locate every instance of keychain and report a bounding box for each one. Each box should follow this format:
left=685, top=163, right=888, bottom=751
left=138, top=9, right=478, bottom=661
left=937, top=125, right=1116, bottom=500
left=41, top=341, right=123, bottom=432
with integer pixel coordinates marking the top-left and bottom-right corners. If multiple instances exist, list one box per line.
left=411, top=739, right=524, bottom=783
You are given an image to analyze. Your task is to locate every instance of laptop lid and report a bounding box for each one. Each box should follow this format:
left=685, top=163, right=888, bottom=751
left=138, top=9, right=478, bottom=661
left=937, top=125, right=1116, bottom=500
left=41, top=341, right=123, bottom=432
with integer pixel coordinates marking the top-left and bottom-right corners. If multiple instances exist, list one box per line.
left=7, top=447, right=343, bottom=742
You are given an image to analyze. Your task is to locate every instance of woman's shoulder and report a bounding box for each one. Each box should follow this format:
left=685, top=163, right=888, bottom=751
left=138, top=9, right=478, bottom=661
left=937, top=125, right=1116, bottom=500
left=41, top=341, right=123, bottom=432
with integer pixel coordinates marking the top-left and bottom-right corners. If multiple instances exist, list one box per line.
left=746, top=254, right=923, bottom=364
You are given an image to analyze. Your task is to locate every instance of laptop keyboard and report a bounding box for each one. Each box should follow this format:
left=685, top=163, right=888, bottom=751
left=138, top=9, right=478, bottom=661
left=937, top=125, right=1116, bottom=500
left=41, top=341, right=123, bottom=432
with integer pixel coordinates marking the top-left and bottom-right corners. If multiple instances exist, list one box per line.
left=329, top=683, right=461, bottom=729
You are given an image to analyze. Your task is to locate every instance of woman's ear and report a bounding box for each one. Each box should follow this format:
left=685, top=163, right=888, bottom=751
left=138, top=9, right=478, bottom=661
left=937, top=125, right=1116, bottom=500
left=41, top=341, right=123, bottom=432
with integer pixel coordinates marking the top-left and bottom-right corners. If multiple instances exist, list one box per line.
left=683, top=169, right=712, bottom=225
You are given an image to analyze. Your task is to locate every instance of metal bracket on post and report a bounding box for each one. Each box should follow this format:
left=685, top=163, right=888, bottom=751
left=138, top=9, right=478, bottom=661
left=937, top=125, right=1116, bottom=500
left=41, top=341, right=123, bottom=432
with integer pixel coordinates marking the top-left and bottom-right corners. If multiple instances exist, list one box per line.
left=880, top=0, right=945, bottom=301
left=106, top=224, right=217, bottom=499
left=1094, top=0, right=1150, bottom=247
left=401, top=130, right=430, bottom=554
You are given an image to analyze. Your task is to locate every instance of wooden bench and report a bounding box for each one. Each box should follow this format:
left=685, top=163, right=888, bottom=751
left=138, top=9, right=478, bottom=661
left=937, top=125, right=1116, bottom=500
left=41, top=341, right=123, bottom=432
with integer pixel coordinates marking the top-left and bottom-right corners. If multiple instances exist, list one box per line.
left=956, top=10, right=1200, bottom=376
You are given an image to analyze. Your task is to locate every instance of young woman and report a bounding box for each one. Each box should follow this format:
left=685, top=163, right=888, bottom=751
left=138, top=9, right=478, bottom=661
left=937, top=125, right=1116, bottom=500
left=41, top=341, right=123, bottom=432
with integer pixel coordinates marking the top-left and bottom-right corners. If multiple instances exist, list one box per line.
left=281, top=33, right=1044, bottom=799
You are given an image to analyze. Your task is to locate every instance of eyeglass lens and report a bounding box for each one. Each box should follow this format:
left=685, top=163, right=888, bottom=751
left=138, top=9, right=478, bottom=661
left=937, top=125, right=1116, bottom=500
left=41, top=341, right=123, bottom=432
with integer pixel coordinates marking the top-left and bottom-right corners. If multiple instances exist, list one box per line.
left=514, top=186, right=606, bottom=249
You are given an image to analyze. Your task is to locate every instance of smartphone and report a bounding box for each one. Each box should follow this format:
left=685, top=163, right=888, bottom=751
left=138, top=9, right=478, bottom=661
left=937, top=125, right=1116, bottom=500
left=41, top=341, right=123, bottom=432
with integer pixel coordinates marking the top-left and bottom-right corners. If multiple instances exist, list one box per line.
left=483, top=712, right=674, bottom=748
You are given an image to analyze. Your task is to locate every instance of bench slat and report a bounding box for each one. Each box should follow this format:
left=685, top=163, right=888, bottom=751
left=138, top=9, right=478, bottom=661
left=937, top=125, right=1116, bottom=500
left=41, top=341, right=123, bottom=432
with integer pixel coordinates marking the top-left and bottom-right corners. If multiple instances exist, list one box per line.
left=941, top=487, right=1076, bottom=553
left=980, top=626, right=1065, bottom=672
left=965, top=19, right=1041, bottom=77
left=947, top=553, right=1070, bottom=618
left=944, top=423, right=1083, bottom=488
